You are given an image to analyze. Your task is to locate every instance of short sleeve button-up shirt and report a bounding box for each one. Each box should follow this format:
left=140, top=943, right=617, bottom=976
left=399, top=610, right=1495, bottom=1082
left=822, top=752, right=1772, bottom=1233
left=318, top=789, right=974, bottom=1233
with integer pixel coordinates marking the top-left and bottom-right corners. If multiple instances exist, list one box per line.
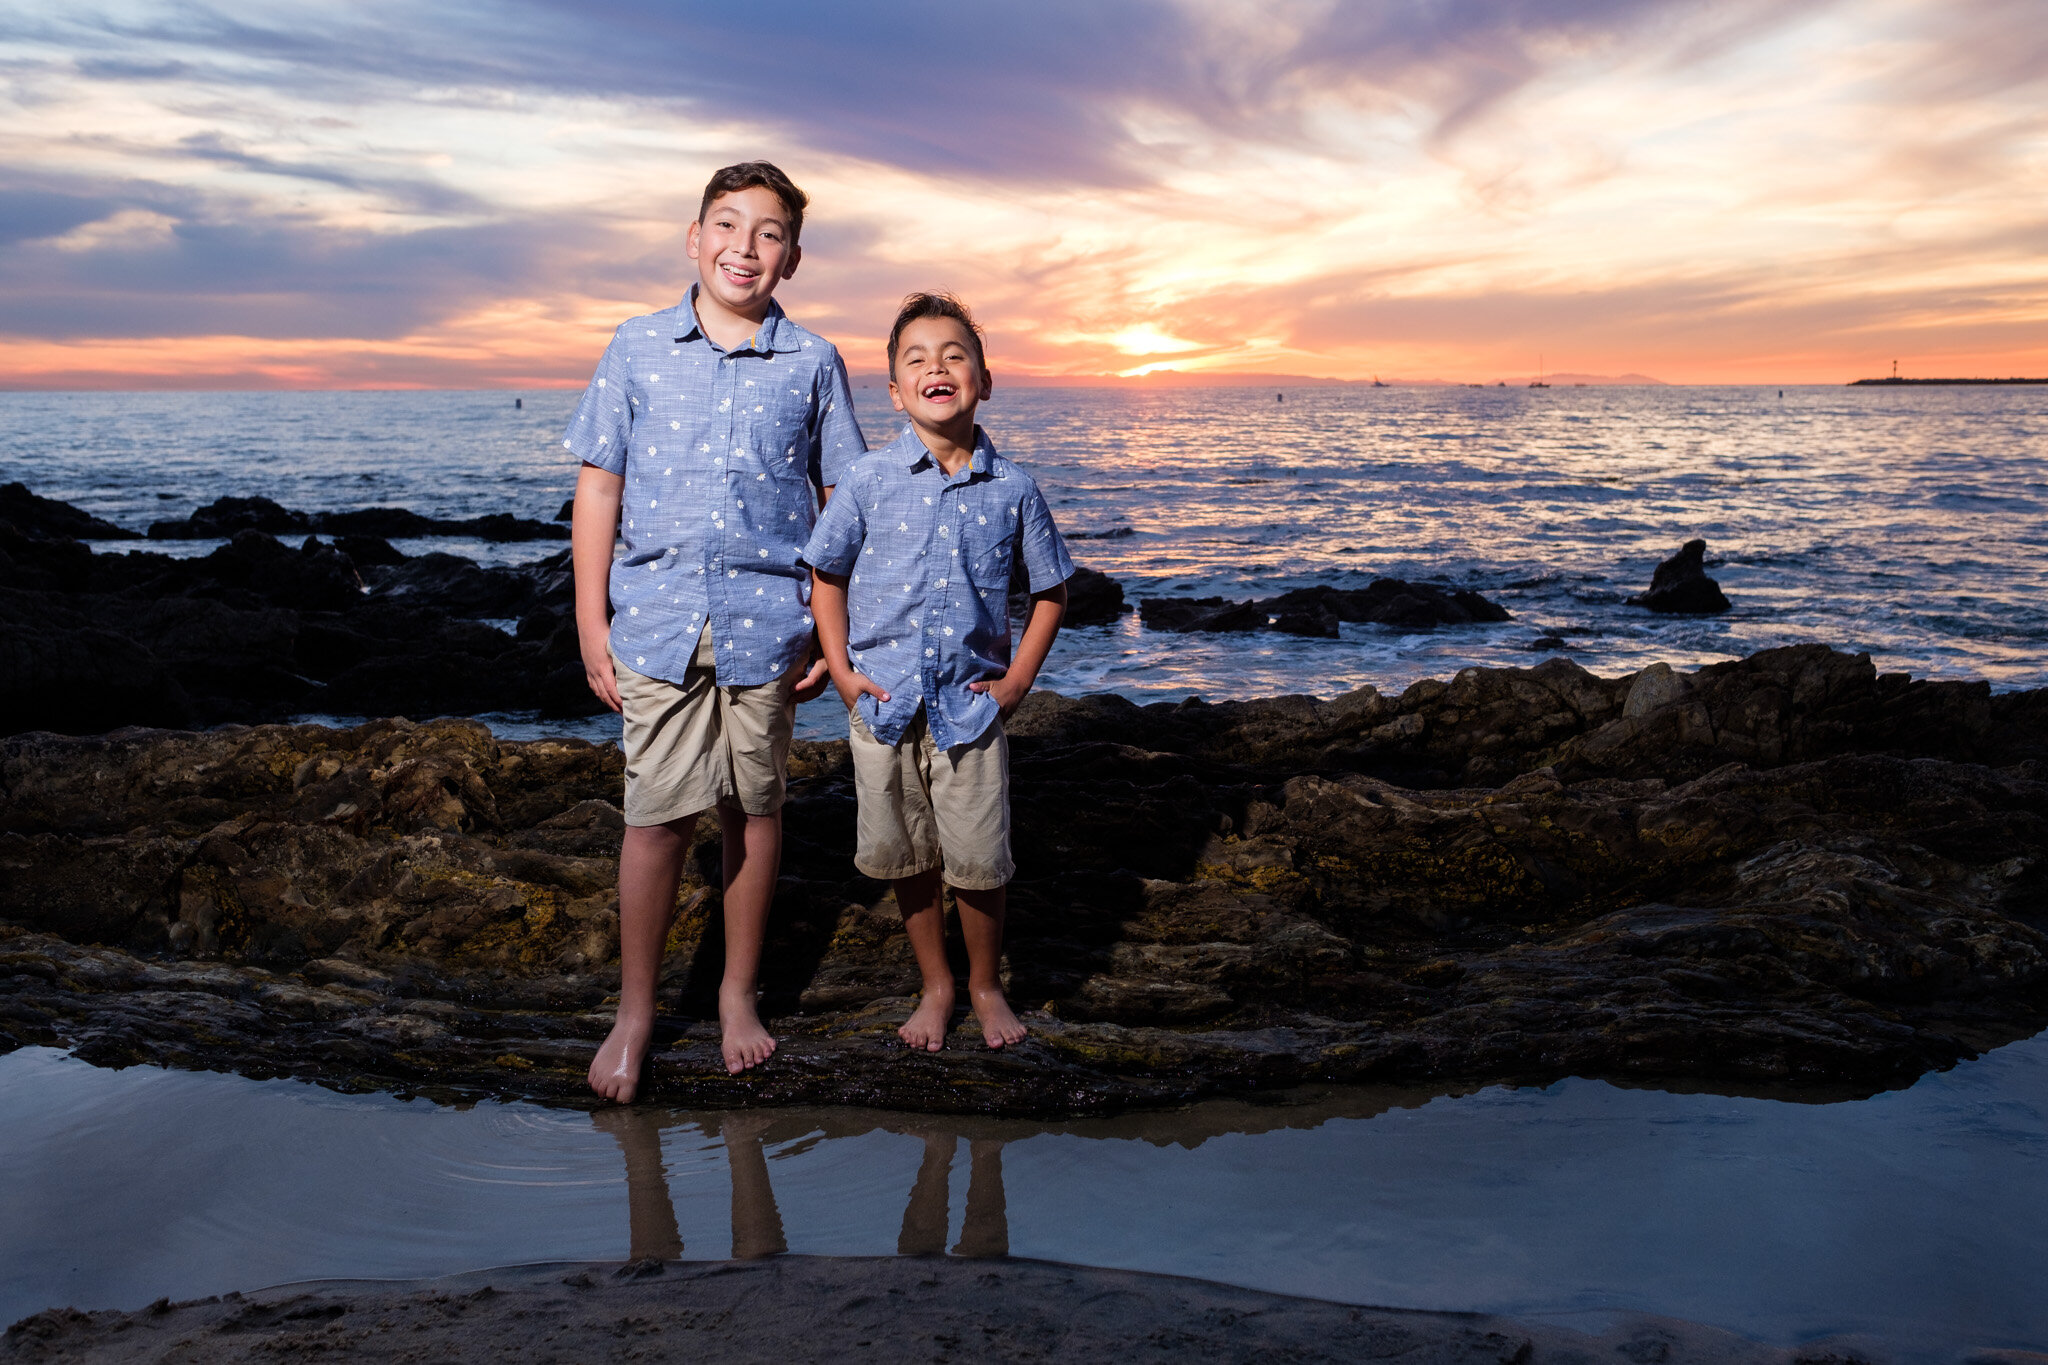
left=801, top=425, right=1074, bottom=750
left=562, top=288, right=866, bottom=686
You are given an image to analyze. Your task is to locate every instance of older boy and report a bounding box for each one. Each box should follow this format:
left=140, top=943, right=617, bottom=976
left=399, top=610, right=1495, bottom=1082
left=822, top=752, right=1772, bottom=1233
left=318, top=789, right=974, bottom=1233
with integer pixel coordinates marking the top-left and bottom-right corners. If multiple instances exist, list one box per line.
left=803, top=293, right=1071, bottom=1051
left=564, top=161, right=865, bottom=1100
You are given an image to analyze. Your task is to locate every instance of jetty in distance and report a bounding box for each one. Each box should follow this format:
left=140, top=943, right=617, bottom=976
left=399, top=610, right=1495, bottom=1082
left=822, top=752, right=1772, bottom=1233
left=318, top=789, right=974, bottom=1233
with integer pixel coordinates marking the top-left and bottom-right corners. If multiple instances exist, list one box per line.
left=1851, top=360, right=2046, bottom=385
left=1851, top=375, right=2048, bottom=385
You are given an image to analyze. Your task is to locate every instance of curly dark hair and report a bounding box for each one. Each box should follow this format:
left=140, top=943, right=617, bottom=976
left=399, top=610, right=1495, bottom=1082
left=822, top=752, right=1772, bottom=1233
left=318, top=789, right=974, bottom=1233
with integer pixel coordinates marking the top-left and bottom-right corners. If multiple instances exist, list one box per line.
left=886, top=292, right=987, bottom=373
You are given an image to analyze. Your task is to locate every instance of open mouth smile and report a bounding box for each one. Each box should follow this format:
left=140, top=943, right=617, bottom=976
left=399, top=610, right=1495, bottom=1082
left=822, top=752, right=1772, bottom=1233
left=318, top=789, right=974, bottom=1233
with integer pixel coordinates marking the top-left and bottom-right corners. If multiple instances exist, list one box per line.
left=719, top=262, right=761, bottom=286
left=920, top=382, right=957, bottom=401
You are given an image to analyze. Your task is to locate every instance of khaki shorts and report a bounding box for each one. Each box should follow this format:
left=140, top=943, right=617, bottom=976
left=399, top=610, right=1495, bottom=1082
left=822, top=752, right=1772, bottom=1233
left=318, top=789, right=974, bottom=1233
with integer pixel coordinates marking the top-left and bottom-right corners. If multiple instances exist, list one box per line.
left=613, top=627, right=800, bottom=825
left=846, top=707, right=1012, bottom=891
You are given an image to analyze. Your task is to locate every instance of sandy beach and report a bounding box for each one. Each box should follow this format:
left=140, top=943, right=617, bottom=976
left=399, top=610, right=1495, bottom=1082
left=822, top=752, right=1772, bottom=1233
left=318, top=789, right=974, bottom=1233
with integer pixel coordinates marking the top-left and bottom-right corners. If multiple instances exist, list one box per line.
left=2, top=1255, right=1927, bottom=1365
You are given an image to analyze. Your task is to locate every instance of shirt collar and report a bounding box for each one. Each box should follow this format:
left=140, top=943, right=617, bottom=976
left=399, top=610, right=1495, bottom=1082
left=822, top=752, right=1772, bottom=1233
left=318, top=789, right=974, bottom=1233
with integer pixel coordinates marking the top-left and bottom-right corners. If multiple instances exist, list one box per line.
left=670, top=286, right=801, bottom=354
left=898, top=425, right=999, bottom=480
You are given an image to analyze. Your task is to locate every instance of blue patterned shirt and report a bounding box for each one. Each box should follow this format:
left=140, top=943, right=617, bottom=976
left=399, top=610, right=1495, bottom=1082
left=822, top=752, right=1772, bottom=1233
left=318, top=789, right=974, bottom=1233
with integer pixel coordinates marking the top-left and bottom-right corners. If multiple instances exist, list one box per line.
left=801, top=425, right=1074, bottom=749
left=562, top=288, right=866, bottom=686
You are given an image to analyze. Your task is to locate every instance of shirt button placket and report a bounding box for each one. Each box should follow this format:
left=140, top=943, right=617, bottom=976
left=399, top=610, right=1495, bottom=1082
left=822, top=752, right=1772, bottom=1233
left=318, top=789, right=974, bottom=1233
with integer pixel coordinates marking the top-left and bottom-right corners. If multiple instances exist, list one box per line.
left=924, top=545, right=944, bottom=740
left=711, top=347, right=732, bottom=652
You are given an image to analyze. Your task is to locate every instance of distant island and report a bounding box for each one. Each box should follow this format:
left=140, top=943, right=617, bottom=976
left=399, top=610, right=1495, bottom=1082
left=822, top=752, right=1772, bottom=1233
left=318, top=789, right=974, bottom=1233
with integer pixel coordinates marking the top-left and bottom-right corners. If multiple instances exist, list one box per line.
left=1850, top=375, right=2048, bottom=386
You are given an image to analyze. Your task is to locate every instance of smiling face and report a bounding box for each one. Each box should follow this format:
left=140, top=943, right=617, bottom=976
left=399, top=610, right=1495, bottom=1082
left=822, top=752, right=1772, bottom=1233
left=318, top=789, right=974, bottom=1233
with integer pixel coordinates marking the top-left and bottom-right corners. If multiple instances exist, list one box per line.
left=889, top=315, right=992, bottom=433
left=686, top=185, right=800, bottom=322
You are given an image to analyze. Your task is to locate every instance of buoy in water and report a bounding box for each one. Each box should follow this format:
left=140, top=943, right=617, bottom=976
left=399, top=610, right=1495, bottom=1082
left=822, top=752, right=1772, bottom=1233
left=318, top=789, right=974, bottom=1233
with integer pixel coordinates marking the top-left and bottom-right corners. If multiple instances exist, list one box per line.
left=1276, top=392, right=1283, bottom=402
left=514, top=397, right=523, bottom=409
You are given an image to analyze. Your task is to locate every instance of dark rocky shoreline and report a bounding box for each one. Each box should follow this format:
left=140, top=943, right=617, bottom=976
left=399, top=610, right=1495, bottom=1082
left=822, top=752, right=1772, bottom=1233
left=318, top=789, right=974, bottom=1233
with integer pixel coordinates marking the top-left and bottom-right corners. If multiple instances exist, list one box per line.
left=3, top=642, right=2043, bottom=1116
left=141, top=494, right=570, bottom=542
left=0, top=484, right=1142, bottom=735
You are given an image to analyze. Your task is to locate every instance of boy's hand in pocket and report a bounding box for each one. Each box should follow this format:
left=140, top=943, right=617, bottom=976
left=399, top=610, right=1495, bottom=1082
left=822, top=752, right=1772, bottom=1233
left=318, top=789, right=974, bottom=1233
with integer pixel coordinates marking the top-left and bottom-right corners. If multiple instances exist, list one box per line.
left=834, top=670, right=891, bottom=711
left=968, top=673, right=1028, bottom=720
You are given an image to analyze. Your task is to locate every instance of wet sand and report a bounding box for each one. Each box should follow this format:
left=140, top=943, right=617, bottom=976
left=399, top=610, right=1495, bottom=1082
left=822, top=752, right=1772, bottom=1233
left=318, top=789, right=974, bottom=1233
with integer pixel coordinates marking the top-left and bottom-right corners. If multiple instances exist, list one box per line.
left=2, top=1256, right=1906, bottom=1364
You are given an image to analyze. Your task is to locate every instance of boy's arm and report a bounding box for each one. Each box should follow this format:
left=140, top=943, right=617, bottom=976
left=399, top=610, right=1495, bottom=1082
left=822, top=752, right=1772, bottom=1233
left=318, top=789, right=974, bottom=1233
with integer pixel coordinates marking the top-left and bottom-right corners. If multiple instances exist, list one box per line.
left=788, top=478, right=835, bottom=703
left=572, top=462, right=625, bottom=713
left=809, top=570, right=890, bottom=710
left=970, top=478, right=1074, bottom=720
left=792, top=354, right=861, bottom=699
left=969, top=582, right=1066, bottom=720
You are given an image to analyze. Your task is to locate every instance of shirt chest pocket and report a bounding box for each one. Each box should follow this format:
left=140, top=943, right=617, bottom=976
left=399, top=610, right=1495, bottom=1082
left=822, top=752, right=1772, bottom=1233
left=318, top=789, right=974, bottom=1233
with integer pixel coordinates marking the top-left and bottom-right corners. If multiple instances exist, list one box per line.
left=745, top=380, right=819, bottom=477
left=957, top=501, right=1019, bottom=591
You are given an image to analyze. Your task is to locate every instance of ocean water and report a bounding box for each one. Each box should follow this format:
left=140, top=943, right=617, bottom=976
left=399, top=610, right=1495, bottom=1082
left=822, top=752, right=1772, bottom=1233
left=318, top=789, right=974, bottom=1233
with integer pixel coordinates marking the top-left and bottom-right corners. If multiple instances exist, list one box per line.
left=3, top=384, right=2045, bottom=715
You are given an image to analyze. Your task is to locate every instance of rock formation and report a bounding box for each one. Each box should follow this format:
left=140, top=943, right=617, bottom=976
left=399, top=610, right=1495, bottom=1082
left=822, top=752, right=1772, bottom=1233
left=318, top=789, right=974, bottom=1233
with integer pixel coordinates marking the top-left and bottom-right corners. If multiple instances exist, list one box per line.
left=3, top=644, right=2041, bottom=1115
left=1629, top=540, right=1731, bottom=614
left=1011, top=564, right=1127, bottom=628
left=0, top=483, right=139, bottom=541
left=1141, top=581, right=1511, bottom=638
left=0, top=518, right=589, bottom=734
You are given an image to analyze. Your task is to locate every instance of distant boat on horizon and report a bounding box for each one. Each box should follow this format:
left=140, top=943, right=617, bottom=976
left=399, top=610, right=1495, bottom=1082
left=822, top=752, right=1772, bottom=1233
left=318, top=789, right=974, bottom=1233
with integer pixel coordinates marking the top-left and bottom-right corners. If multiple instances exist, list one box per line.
left=1530, top=354, right=1550, bottom=388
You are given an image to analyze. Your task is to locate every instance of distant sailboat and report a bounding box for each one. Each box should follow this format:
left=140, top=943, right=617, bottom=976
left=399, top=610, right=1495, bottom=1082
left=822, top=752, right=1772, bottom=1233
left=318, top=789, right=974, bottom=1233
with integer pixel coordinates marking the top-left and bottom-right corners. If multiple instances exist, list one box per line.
left=1372, top=375, right=1387, bottom=388
left=1529, top=354, right=1550, bottom=388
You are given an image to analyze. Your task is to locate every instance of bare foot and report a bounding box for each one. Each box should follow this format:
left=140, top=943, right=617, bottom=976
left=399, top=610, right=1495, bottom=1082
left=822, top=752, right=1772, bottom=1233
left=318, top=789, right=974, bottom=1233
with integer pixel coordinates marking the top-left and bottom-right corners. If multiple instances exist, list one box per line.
left=969, top=985, right=1028, bottom=1049
left=719, top=985, right=778, bottom=1075
left=898, top=983, right=955, bottom=1052
left=588, top=1009, right=654, bottom=1103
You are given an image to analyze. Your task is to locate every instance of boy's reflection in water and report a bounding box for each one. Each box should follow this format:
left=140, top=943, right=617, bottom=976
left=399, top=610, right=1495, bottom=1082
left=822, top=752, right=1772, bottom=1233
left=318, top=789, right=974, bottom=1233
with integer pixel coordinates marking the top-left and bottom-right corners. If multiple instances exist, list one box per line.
left=588, top=1107, right=683, bottom=1260
left=898, top=1132, right=1007, bottom=1258
left=592, top=1110, right=1007, bottom=1262
left=718, top=1113, right=789, bottom=1260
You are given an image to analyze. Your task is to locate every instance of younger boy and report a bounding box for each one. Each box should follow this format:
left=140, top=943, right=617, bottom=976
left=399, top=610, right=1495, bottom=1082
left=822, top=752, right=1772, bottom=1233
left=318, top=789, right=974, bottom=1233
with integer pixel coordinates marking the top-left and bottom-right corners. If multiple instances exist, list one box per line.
left=564, top=162, right=866, bottom=1100
left=802, top=293, right=1071, bottom=1051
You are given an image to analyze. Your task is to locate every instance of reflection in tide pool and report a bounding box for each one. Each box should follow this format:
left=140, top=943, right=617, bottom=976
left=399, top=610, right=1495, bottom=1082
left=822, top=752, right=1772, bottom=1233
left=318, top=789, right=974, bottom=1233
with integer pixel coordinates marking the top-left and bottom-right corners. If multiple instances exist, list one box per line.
left=2, top=1038, right=2043, bottom=1358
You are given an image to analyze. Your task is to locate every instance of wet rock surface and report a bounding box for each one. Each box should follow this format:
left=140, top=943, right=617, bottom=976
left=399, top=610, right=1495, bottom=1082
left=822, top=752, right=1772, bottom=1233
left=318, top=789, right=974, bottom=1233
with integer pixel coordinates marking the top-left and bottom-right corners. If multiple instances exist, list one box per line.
left=1630, top=538, right=1732, bottom=614
left=3, top=644, right=2043, bottom=1115
left=1141, top=579, right=1512, bottom=638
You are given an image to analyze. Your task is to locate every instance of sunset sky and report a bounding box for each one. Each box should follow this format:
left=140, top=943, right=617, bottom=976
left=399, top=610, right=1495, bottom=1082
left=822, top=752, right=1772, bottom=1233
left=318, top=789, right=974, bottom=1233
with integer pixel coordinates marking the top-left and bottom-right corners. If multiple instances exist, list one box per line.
left=1, top=0, right=2043, bottom=388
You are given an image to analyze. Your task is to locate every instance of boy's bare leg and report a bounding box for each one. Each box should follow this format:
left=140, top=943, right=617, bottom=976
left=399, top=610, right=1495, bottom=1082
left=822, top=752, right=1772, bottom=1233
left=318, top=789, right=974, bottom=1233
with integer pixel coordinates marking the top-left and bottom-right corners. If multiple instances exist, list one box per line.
left=955, top=885, right=1026, bottom=1048
left=716, top=805, right=781, bottom=1074
left=892, top=867, right=955, bottom=1051
left=589, top=816, right=698, bottom=1103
